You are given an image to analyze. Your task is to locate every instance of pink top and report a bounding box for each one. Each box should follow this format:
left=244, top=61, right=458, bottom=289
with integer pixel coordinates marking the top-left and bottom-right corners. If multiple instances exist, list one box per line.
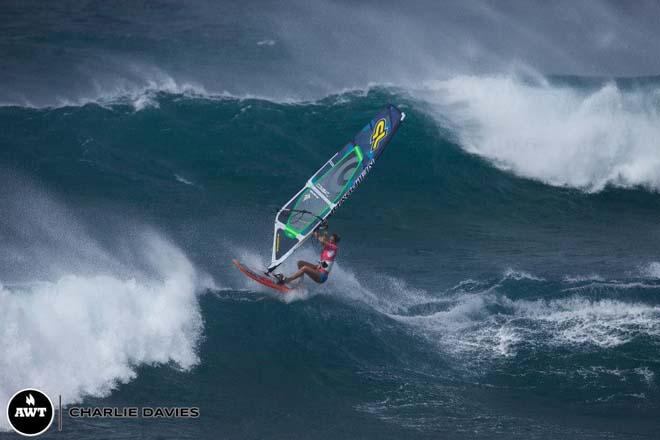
left=319, top=242, right=338, bottom=273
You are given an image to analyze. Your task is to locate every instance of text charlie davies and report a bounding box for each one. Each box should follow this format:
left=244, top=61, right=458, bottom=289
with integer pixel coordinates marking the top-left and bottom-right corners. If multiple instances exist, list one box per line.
left=69, top=406, right=199, bottom=418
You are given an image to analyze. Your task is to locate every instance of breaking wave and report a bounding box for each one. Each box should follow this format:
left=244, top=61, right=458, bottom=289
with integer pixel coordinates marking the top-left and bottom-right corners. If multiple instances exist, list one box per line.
left=421, top=74, right=660, bottom=192
left=0, top=177, right=212, bottom=431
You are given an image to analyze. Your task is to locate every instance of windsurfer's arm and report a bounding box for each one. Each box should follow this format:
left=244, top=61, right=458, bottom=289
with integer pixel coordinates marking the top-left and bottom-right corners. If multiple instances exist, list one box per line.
left=313, top=230, right=330, bottom=245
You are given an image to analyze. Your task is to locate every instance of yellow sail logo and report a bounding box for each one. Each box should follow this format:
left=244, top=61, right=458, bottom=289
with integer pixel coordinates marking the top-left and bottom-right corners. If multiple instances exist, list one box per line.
left=370, top=119, right=387, bottom=151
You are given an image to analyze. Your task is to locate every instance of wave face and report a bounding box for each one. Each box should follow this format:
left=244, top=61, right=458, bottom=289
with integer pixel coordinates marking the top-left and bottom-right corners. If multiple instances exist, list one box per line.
left=1, top=83, right=660, bottom=439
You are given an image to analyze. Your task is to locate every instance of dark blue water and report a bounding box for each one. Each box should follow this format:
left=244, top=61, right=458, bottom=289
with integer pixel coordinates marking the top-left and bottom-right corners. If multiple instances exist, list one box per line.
left=2, top=2, right=660, bottom=439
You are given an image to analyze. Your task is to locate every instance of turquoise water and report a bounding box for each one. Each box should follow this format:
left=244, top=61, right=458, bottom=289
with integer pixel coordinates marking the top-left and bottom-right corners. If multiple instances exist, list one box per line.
left=2, top=90, right=660, bottom=439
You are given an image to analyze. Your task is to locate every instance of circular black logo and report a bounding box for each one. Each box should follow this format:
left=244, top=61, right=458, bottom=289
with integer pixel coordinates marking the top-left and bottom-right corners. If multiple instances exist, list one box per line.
left=6, top=389, right=54, bottom=436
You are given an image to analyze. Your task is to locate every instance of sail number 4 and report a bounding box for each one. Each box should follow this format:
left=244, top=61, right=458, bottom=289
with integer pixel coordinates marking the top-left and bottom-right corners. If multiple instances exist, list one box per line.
left=370, top=118, right=388, bottom=151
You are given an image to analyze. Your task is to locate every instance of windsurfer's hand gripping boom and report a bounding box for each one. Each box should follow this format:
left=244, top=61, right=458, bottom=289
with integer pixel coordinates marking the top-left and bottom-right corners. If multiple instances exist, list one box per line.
left=276, top=224, right=340, bottom=285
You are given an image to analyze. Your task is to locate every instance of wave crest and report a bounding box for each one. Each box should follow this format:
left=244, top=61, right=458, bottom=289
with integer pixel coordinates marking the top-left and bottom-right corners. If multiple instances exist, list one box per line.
left=0, top=233, right=207, bottom=431
left=422, top=74, right=660, bottom=192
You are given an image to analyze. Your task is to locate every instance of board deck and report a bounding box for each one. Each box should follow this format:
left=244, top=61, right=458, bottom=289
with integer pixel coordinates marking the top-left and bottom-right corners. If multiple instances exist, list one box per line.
left=233, top=259, right=292, bottom=293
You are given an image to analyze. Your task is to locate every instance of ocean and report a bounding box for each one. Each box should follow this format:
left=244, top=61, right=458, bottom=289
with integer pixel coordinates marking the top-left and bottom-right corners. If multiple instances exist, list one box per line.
left=2, top=1, right=660, bottom=439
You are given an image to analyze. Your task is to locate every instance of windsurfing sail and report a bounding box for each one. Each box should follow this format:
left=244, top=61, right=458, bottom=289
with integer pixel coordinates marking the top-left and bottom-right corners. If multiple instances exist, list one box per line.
left=268, top=104, right=405, bottom=272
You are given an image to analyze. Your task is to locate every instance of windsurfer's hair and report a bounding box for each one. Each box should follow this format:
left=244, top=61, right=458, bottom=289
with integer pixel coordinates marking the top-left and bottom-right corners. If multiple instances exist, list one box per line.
left=331, top=233, right=341, bottom=243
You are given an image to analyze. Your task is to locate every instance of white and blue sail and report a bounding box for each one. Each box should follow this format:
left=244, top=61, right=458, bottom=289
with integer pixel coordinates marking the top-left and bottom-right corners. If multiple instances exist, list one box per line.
left=268, top=104, right=405, bottom=272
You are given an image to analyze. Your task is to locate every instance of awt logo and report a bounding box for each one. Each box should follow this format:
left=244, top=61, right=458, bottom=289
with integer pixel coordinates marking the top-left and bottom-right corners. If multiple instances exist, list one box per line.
left=6, top=388, right=54, bottom=436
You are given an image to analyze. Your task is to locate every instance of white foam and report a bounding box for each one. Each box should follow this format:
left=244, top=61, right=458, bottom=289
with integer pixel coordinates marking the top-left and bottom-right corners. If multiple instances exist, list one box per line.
left=563, top=274, right=606, bottom=283
left=174, top=174, right=194, bottom=186
left=641, top=261, right=660, bottom=278
left=383, top=286, right=660, bottom=370
left=561, top=280, right=660, bottom=293
left=256, top=39, right=276, bottom=47
left=520, top=297, right=660, bottom=347
left=0, top=178, right=214, bottom=431
left=0, top=233, right=210, bottom=431
left=420, top=74, right=660, bottom=192
left=635, top=367, right=655, bottom=386
left=502, top=268, right=545, bottom=282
